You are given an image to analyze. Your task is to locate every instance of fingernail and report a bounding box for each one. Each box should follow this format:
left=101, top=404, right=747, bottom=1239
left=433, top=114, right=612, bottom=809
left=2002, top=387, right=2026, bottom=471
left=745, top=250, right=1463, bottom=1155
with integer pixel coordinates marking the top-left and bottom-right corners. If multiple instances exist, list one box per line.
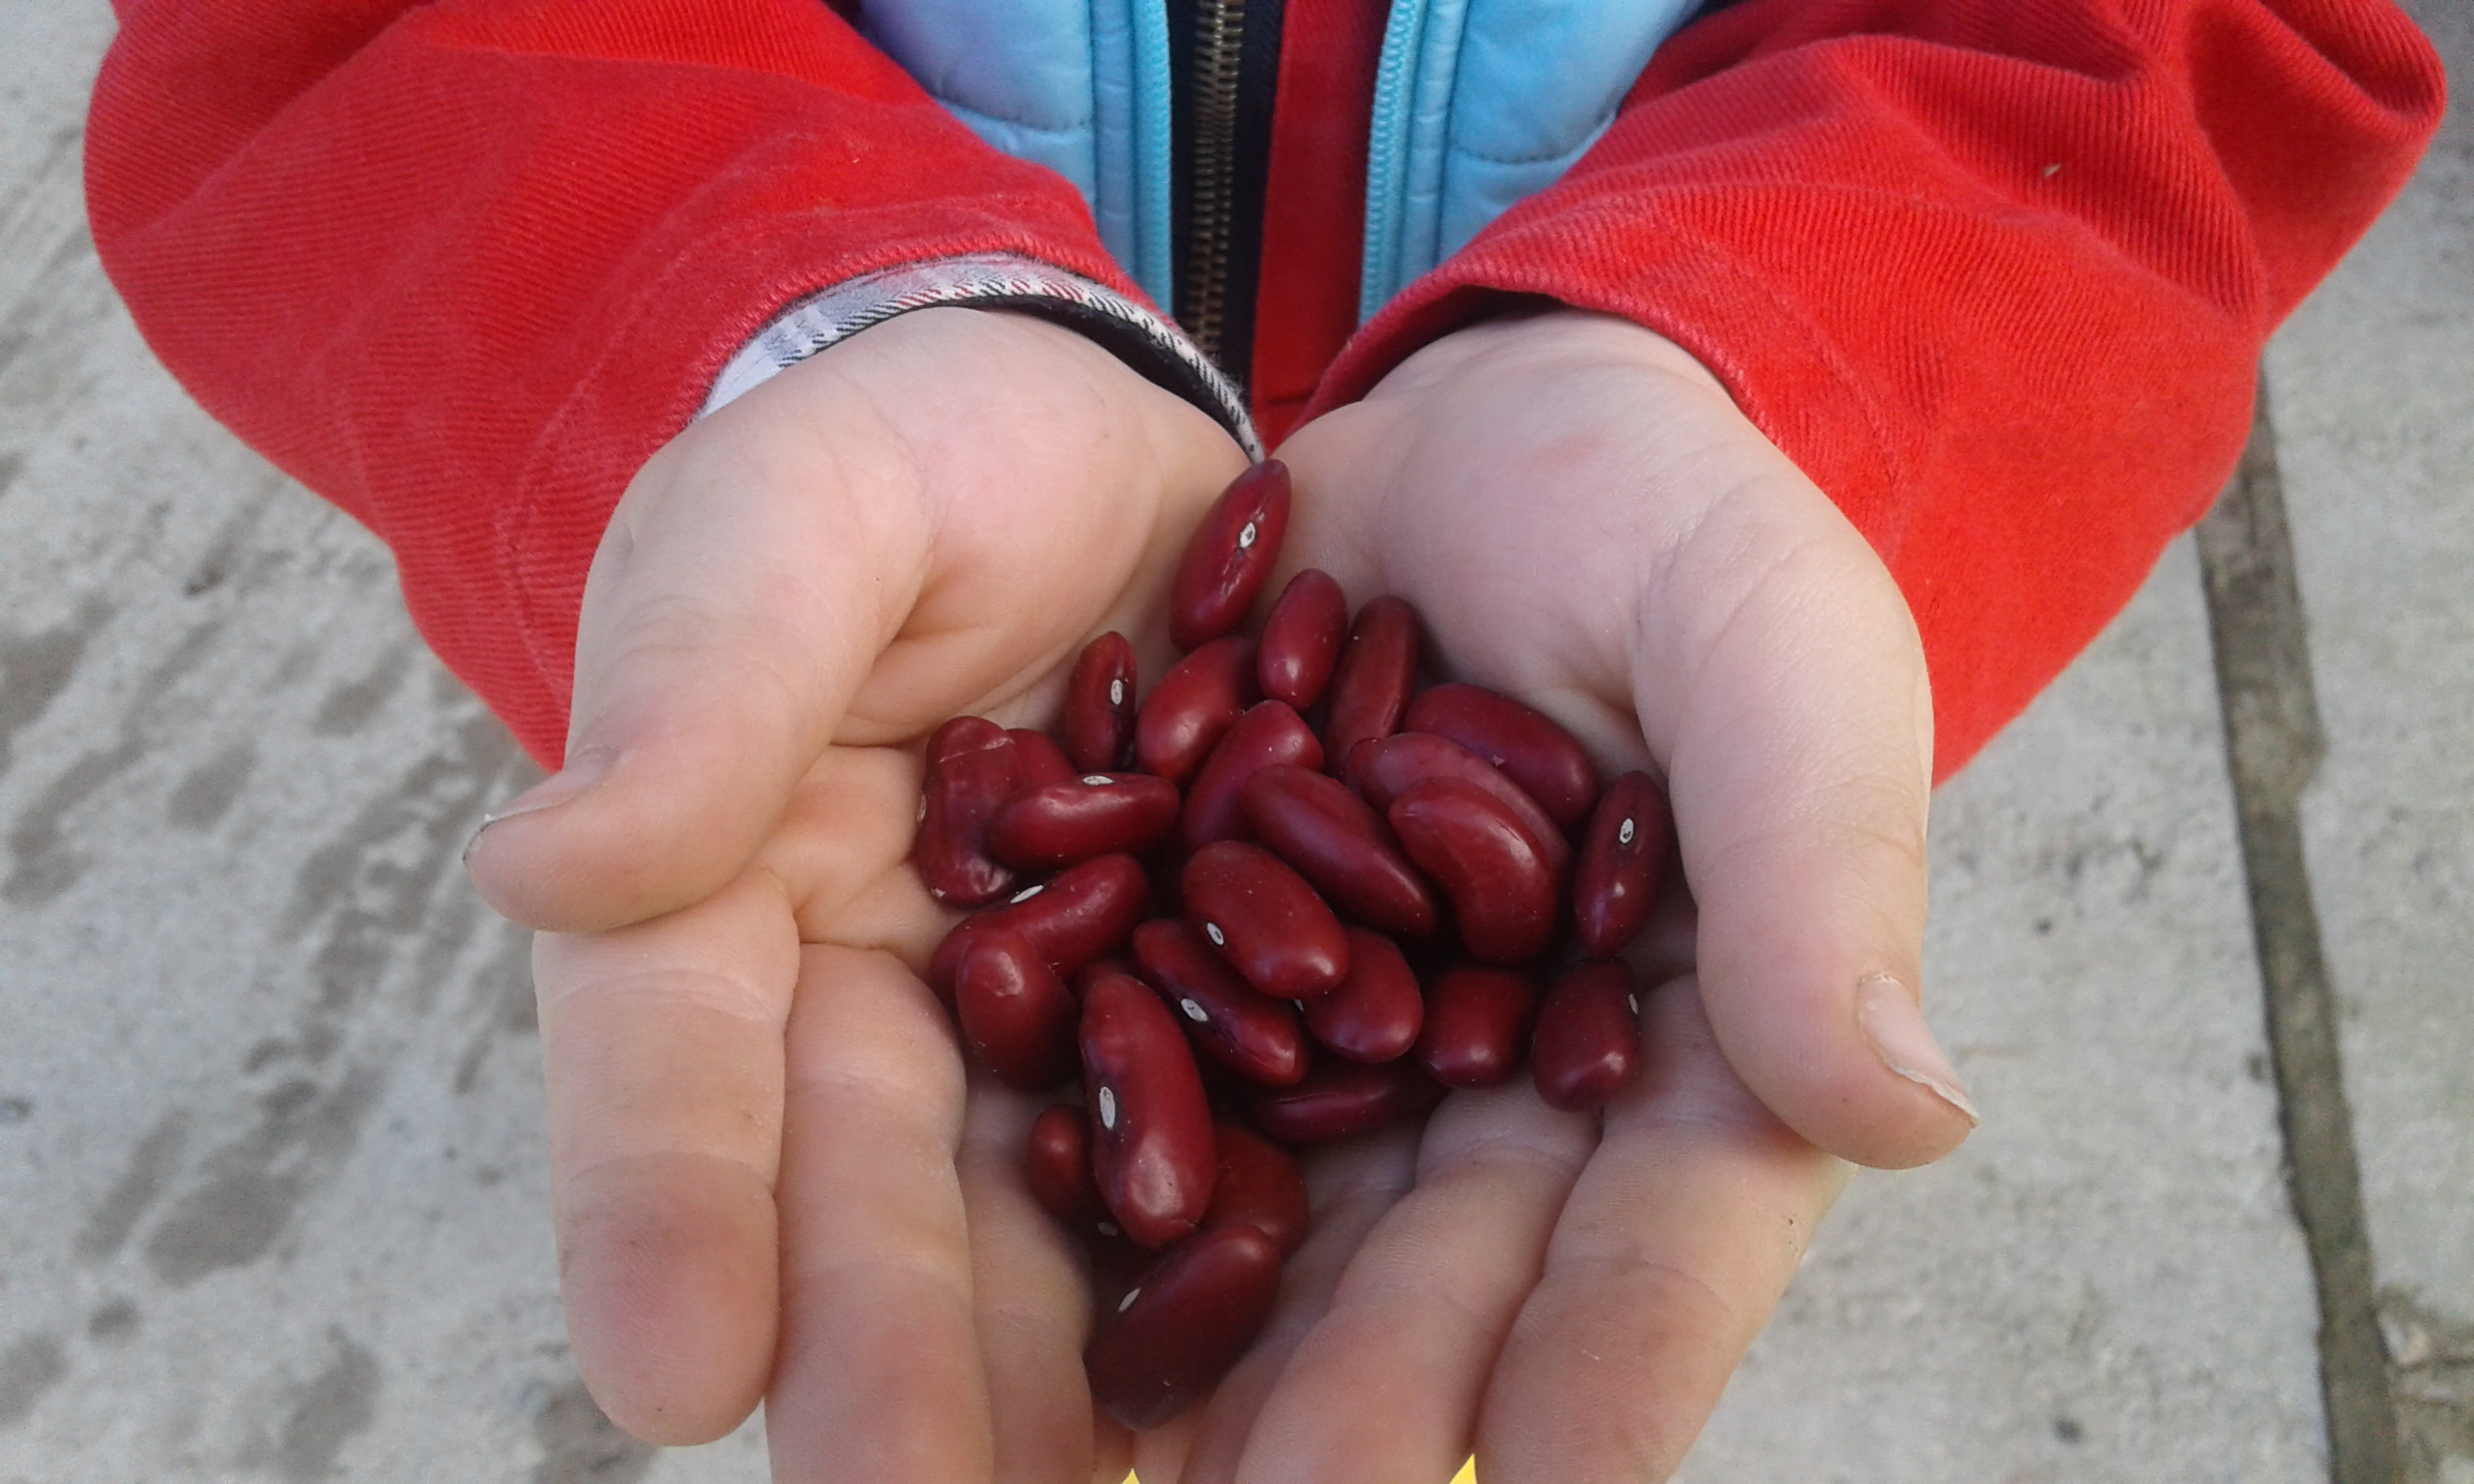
left=1855, top=972, right=1979, bottom=1127
left=465, top=746, right=618, bottom=863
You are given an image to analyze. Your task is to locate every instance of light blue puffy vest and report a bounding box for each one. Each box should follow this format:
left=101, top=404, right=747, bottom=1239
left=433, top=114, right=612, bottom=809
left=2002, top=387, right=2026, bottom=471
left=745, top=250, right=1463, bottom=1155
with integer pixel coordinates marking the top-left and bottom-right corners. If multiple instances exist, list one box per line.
left=857, top=0, right=1702, bottom=321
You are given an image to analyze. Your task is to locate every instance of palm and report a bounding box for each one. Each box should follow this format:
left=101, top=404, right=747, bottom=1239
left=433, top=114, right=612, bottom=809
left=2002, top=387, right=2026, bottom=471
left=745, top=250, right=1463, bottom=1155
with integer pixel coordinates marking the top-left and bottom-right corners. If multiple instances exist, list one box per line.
left=1133, top=312, right=1969, bottom=1484
left=469, top=307, right=1248, bottom=1480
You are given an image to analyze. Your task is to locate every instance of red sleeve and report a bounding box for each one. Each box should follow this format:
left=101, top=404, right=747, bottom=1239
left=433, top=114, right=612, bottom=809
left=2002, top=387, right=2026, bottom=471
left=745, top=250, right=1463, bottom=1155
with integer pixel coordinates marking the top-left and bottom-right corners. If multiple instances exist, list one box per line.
left=86, top=0, right=1141, bottom=767
left=1312, top=0, right=2444, bottom=781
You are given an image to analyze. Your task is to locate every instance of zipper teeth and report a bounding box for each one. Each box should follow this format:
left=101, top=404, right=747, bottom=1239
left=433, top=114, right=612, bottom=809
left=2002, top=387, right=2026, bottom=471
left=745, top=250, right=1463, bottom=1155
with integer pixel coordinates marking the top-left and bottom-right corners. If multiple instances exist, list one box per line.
left=1184, top=0, right=1246, bottom=368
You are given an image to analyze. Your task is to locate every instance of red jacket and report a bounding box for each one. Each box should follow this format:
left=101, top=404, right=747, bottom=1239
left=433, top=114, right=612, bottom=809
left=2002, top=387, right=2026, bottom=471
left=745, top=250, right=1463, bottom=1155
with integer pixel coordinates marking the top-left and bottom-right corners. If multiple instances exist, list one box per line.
left=85, top=0, right=2444, bottom=778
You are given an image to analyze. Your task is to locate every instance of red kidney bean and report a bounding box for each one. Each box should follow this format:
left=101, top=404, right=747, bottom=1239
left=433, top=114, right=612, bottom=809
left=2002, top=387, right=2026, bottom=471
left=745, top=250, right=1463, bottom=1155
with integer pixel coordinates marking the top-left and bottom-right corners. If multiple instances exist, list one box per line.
left=955, top=927, right=1080, bottom=1091
left=989, top=853, right=1152, bottom=978
left=1130, top=921, right=1309, bottom=1088
left=1320, top=595, right=1421, bottom=772
left=912, top=717, right=1019, bottom=906
left=1303, top=928, right=1424, bottom=1064
left=986, top=773, right=1181, bottom=870
left=1085, top=1223, right=1282, bottom=1430
left=1255, top=568, right=1347, bottom=711
left=1084, top=1230, right=1154, bottom=1321
left=925, top=914, right=986, bottom=1004
left=1179, top=700, right=1323, bottom=851
left=1169, top=460, right=1291, bottom=653
left=1388, top=779, right=1560, bottom=966
left=1402, top=683, right=1600, bottom=827
left=1572, top=770, right=1673, bottom=956
left=1348, top=731, right=1568, bottom=875
left=1239, top=763, right=1436, bottom=938
left=1248, top=1058, right=1446, bottom=1144
left=1080, top=970, right=1219, bottom=1248
left=1064, top=631, right=1138, bottom=774
left=1199, top=1119, right=1310, bottom=1258
left=1136, top=636, right=1259, bottom=786
left=1415, top=964, right=1543, bottom=1089
left=1009, top=728, right=1079, bottom=791
left=1025, top=1102, right=1108, bottom=1232
left=1531, top=958, right=1642, bottom=1111
left=1181, top=841, right=1351, bottom=998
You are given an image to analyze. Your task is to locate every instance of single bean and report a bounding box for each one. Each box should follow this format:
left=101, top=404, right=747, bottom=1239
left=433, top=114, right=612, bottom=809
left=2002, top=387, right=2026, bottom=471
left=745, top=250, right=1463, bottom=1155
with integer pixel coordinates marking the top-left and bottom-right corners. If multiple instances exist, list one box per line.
left=1531, top=958, right=1643, bottom=1111
left=912, top=716, right=1019, bottom=906
left=1415, top=964, right=1543, bottom=1089
left=1248, top=1057, right=1446, bottom=1144
left=954, top=927, right=1079, bottom=1091
left=987, top=773, right=1181, bottom=870
left=1080, top=970, right=1220, bottom=1248
left=1240, top=763, right=1436, bottom=938
left=1136, top=636, right=1260, bottom=786
left=1064, top=631, right=1138, bottom=773
left=1181, top=841, right=1351, bottom=998
left=1571, top=770, right=1673, bottom=956
left=1009, top=728, right=1079, bottom=791
left=1348, top=731, right=1569, bottom=875
left=1402, top=683, right=1600, bottom=827
left=1025, top=1102, right=1109, bottom=1232
left=1130, top=921, right=1309, bottom=1087
left=1388, top=779, right=1560, bottom=967
left=1085, top=1223, right=1282, bottom=1430
left=1199, top=1119, right=1310, bottom=1258
left=1320, top=595, right=1421, bottom=772
left=1303, top=928, right=1424, bottom=1064
left=1179, top=700, right=1323, bottom=851
left=1170, top=460, right=1291, bottom=652
left=1255, top=567, right=1348, bottom=711
left=1084, top=1230, right=1154, bottom=1323
left=925, top=914, right=986, bottom=1004
left=990, top=853, right=1153, bottom=978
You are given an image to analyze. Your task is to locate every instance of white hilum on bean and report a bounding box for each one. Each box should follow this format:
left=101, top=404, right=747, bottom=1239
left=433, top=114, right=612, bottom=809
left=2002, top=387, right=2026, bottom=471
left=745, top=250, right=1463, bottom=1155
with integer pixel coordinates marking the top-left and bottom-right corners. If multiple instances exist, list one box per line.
left=1119, top=1288, right=1141, bottom=1313
left=1098, top=1086, right=1118, bottom=1129
left=1180, top=999, right=1207, bottom=1023
left=1618, top=817, right=1635, bottom=846
left=1082, top=775, right=1111, bottom=785
left=1109, top=678, right=1126, bottom=706
left=1204, top=922, right=1225, bottom=947
left=1237, top=521, right=1258, bottom=550
left=1011, top=883, right=1045, bottom=903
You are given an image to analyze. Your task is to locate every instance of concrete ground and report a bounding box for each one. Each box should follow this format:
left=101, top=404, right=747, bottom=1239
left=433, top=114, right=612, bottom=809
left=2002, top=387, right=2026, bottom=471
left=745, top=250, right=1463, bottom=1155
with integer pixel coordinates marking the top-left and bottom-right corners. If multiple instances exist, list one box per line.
left=0, top=6, right=2464, bottom=1482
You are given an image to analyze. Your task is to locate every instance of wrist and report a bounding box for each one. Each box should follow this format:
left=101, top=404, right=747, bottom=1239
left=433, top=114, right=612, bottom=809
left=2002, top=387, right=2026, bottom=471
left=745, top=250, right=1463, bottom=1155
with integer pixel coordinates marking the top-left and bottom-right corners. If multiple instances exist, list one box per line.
left=700, top=253, right=1258, bottom=457
left=1369, top=307, right=1727, bottom=411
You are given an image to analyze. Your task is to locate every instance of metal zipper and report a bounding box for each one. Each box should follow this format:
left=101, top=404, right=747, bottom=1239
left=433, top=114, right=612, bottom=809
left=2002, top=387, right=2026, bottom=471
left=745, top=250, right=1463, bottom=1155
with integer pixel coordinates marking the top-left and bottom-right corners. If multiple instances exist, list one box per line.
left=1179, top=0, right=1248, bottom=369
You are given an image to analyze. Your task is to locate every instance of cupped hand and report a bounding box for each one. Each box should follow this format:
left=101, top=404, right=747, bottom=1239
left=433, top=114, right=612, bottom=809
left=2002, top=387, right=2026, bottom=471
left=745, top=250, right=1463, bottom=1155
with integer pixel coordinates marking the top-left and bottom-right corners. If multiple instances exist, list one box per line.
left=1140, top=310, right=1977, bottom=1484
left=462, top=306, right=1248, bottom=1480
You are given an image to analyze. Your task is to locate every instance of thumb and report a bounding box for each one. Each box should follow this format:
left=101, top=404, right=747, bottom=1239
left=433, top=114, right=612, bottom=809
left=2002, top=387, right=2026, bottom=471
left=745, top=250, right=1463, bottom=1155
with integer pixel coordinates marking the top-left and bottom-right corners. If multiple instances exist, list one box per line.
left=1647, top=437, right=1973, bottom=1171
left=465, top=365, right=930, bottom=934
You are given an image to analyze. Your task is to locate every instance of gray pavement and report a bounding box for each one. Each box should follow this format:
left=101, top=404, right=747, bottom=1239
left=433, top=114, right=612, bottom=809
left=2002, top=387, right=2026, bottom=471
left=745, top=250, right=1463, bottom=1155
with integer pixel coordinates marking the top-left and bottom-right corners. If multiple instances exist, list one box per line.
left=0, top=6, right=2466, bottom=1482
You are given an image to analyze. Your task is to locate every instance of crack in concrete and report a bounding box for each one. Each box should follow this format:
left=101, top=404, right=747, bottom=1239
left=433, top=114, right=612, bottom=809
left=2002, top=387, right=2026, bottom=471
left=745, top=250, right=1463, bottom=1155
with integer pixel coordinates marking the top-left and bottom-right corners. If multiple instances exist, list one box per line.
left=2196, top=375, right=2399, bottom=1484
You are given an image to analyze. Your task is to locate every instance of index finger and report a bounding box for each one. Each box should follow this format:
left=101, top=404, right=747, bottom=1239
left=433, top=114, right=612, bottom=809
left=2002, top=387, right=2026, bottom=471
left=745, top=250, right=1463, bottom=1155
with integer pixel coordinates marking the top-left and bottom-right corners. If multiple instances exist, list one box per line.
left=533, top=867, right=801, bottom=1443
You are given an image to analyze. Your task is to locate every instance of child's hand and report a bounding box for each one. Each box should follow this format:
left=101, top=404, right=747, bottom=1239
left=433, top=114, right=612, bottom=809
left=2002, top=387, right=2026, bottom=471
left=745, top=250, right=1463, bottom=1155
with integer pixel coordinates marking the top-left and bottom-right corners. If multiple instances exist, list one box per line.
left=462, top=306, right=1248, bottom=1478
left=1140, top=311, right=1975, bottom=1484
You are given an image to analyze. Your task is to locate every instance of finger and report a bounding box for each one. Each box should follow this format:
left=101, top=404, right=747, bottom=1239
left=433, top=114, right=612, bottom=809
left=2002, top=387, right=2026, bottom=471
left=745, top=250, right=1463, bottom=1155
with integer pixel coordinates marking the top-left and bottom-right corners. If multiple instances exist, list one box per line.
left=1219, top=1084, right=1597, bottom=1484
left=955, top=1080, right=1104, bottom=1484
left=1640, top=419, right=1971, bottom=1168
left=464, top=350, right=934, bottom=933
left=765, top=944, right=992, bottom=1484
left=1169, top=1127, right=1423, bottom=1484
left=1474, top=976, right=1847, bottom=1484
left=533, top=870, right=800, bottom=1443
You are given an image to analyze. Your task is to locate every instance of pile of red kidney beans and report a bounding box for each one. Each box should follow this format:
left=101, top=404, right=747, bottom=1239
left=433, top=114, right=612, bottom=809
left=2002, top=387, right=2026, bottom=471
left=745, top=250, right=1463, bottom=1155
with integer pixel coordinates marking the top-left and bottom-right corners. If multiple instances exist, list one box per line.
left=912, top=460, right=1676, bottom=1430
